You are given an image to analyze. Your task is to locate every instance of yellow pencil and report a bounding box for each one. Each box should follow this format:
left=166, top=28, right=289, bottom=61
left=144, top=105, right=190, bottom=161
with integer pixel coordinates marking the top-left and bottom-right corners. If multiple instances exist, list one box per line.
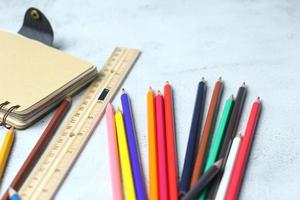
left=0, top=127, right=15, bottom=178
left=115, top=109, right=136, bottom=200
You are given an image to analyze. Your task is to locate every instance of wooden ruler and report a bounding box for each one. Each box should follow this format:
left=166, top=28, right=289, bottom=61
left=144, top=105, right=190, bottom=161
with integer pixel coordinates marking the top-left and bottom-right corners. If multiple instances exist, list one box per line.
left=19, top=47, right=140, bottom=200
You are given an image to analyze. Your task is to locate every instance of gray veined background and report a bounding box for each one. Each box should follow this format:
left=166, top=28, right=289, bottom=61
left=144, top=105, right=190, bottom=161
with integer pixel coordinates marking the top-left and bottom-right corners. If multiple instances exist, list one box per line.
left=0, top=0, right=300, bottom=199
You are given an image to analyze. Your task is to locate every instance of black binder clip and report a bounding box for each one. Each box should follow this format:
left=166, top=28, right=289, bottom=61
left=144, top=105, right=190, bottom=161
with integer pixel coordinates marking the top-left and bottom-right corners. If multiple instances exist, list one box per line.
left=18, top=7, right=54, bottom=47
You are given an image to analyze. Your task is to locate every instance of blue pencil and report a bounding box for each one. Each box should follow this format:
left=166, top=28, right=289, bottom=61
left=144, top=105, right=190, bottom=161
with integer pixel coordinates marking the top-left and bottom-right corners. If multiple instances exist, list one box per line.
left=8, top=188, right=20, bottom=200
left=179, top=79, right=207, bottom=194
left=121, top=90, right=147, bottom=200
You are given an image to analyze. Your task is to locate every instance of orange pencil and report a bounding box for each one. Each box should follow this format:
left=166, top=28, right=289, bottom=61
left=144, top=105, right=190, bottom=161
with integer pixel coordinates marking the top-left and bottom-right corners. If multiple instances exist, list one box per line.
left=147, top=87, right=159, bottom=200
left=164, top=82, right=178, bottom=200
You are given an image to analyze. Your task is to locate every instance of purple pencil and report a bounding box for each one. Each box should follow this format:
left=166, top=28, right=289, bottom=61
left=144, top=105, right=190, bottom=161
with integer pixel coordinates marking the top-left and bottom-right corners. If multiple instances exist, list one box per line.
left=121, top=89, right=147, bottom=200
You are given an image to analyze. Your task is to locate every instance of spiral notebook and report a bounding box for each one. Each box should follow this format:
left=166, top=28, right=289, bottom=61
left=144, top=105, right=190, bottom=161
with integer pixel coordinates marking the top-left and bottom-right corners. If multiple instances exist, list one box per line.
left=0, top=30, right=98, bottom=129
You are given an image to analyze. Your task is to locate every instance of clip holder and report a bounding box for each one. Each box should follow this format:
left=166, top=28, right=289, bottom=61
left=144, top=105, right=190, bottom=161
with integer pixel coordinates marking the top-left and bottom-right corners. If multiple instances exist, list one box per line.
left=18, top=7, right=54, bottom=46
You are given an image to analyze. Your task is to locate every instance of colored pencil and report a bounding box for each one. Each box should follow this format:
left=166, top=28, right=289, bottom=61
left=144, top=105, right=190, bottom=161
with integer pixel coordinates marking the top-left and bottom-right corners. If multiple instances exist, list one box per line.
left=155, top=92, right=169, bottom=200
left=8, top=188, right=20, bottom=200
left=207, top=83, right=247, bottom=200
left=182, top=159, right=223, bottom=200
left=0, top=127, right=15, bottom=179
left=121, top=90, right=147, bottom=200
left=1, top=98, right=71, bottom=200
left=164, top=81, right=178, bottom=200
left=215, top=134, right=242, bottom=200
left=180, top=79, right=206, bottom=194
left=147, top=87, right=159, bottom=200
left=198, top=96, right=234, bottom=200
left=190, top=78, right=223, bottom=187
left=115, top=109, right=136, bottom=200
left=225, top=98, right=261, bottom=200
left=106, top=103, right=123, bottom=200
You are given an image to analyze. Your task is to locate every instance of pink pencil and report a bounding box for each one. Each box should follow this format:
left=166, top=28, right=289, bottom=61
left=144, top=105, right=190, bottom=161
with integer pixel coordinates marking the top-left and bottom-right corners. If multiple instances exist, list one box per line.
left=106, top=103, right=123, bottom=200
left=155, top=92, right=169, bottom=200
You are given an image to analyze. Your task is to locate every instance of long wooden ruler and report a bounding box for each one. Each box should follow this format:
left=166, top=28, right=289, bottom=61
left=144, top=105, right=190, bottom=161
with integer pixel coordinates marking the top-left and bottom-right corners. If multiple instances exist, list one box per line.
left=18, top=47, right=140, bottom=200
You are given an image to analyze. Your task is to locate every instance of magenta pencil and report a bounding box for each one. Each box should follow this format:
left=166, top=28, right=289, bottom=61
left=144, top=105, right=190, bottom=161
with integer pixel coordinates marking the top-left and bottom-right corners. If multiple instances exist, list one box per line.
left=106, top=103, right=123, bottom=200
left=155, top=92, right=169, bottom=200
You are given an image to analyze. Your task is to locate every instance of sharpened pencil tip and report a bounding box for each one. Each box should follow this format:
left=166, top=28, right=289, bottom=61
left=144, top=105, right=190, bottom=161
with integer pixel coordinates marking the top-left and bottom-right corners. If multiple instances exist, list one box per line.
left=236, top=132, right=242, bottom=138
left=166, top=81, right=170, bottom=84
left=218, top=76, right=222, bottom=81
left=215, top=159, right=223, bottom=168
left=122, top=88, right=125, bottom=93
left=65, top=97, right=72, bottom=102
left=106, top=103, right=113, bottom=111
left=230, top=94, right=234, bottom=99
left=10, top=126, right=15, bottom=132
left=256, top=97, right=261, bottom=102
left=148, top=86, right=152, bottom=91
left=242, top=82, right=246, bottom=87
left=202, top=77, right=205, bottom=81
left=8, top=188, right=16, bottom=197
left=157, top=90, right=161, bottom=95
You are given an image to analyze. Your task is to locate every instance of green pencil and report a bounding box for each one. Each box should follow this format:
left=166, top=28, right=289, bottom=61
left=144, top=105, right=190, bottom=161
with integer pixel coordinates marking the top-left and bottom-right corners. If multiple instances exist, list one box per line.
left=198, top=95, right=234, bottom=200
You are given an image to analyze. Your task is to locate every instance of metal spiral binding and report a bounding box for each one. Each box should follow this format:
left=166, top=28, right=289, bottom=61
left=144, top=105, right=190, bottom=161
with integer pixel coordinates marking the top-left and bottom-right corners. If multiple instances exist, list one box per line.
left=0, top=101, right=10, bottom=111
left=0, top=102, right=20, bottom=128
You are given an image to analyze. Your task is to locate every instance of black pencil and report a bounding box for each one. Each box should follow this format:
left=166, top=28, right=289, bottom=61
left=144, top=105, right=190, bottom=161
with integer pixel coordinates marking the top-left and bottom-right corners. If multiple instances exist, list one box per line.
left=179, top=79, right=206, bottom=194
left=182, top=159, right=223, bottom=200
left=206, top=83, right=247, bottom=199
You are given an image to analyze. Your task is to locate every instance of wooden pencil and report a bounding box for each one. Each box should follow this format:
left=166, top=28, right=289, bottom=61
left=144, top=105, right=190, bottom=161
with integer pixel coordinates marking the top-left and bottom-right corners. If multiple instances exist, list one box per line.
left=147, top=87, right=159, bottom=200
left=182, top=159, right=223, bottom=200
left=206, top=83, right=247, bottom=199
left=0, top=127, right=15, bottom=179
left=155, top=92, right=169, bottom=200
left=1, top=98, right=71, bottom=200
left=180, top=79, right=206, bottom=194
left=225, top=98, right=261, bottom=200
left=121, top=90, right=147, bottom=200
left=198, top=96, right=234, bottom=200
left=106, top=103, right=123, bottom=200
left=190, top=78, right=223, bottom=187
left=164, top=81, right=178, bottom=200
left=115, top=109, right=136, bottom=200
left=215, top=134, right=242, bottom=200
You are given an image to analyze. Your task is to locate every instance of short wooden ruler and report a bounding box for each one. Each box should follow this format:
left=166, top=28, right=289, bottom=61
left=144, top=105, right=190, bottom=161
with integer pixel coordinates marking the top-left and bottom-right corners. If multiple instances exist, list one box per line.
left=19, top=47, right=140, bottom=200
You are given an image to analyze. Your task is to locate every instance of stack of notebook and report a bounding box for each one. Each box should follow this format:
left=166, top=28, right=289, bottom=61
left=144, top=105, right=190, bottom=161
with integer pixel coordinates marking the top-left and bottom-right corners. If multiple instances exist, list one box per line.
left=0, top=30, right=98, bottom=129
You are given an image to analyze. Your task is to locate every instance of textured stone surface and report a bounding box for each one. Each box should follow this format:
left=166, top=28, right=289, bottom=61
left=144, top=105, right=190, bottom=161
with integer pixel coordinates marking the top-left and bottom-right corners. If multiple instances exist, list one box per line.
left=0, top=0, right=299, bottom=199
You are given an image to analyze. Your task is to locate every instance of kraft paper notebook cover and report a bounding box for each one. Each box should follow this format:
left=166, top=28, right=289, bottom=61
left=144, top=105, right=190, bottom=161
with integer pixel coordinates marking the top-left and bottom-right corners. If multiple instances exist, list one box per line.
left=0, top=30, right=98, bottom=129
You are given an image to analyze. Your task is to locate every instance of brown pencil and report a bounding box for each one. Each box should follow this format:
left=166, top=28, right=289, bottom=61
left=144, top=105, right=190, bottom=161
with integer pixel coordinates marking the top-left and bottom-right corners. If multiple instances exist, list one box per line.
left=190, top=78, right=223, bottom=188
left=1, top=98, right=71, bottom=200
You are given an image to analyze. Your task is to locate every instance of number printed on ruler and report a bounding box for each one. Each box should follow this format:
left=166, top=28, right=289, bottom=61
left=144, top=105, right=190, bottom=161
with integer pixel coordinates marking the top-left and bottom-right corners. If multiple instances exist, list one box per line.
left=19, top=47, right=140, bottom=200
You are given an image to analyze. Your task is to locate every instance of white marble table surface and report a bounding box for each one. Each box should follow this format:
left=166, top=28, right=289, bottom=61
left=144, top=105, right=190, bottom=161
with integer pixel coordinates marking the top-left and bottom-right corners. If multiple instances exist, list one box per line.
left=0, top=0, right=300, bottom=199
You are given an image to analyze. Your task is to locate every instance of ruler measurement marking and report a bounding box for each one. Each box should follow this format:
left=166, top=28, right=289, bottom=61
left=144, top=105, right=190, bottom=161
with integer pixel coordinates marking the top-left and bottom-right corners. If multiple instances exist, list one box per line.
left=38, top=105, right=100, bottom=199
left=20, top=48, right=126, bottom=198
left=38, top=90, right=117, bottom=198
left=19, top=48, right=140, bottom=200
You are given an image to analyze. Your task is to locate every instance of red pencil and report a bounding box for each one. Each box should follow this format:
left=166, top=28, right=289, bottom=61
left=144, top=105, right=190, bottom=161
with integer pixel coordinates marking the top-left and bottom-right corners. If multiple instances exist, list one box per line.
left=155, top=92, right=169, bottom=200
left=225, top=97, right=261, bottom=200
left=164, top=82, right=178, bottom=200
